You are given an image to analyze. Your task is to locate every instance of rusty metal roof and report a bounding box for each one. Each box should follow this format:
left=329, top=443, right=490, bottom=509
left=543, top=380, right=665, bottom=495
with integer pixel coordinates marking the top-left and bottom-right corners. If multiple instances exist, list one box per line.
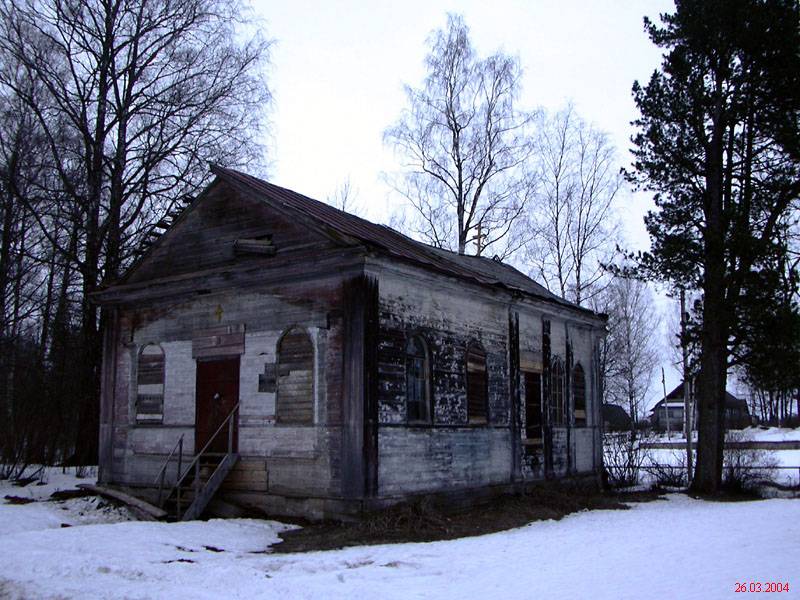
left=212, top=166, right=597, bottom=316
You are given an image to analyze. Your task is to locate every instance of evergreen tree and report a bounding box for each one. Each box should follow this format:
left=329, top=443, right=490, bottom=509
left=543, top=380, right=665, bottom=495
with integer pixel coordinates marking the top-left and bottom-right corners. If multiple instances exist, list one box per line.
left=628, top=0, right=800, bottom=492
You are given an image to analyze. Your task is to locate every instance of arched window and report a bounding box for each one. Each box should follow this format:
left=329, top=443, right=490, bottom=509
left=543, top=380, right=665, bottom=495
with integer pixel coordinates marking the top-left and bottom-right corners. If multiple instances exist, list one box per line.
left=572, top=363, right=587, bottom=427
left=466, top=343, right=488, bottom=423
left=406, top=335, right=431, bottom=423
left=550, top=358, right=565, bottom=426
left=137, top=344, right=165, bottom=423
left=276, top=328, right=314, bottom=425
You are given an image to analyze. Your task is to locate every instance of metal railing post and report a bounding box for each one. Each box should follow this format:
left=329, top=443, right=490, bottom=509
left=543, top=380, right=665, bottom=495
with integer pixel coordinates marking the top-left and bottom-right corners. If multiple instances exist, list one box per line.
left=177, top=437, right=183, bottom=487
left=157, top=471, right=165, bottom=506
left=228, top=411, right=234, bottom=454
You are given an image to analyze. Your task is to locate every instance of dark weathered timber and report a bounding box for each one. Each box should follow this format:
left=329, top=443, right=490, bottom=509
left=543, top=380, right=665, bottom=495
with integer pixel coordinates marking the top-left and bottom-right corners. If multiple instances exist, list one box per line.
left=98, top=307, right=119, bottom=484
left=508, top=311, right=521, bottom=482
left=542, top=318, right=553, bottom=479
left=565, top=324, right=573, bottom=474
left=363, top=275, right=380, bottom=497
left=340, top=275, right=379, bottom=498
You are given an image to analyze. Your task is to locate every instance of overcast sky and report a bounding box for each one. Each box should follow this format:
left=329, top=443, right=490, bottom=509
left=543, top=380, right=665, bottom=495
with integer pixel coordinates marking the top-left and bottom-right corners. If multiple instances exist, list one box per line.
left=250, top=0, right=683, bottom=402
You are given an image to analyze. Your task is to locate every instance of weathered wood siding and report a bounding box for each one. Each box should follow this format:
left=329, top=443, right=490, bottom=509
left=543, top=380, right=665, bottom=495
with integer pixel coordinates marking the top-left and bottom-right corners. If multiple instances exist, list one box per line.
left=106, top=277, right=349, bottom=500
left=371, top=262, right=513, bottom=495
left=516, top=308, right=602, bottom=481
left=126, top=182, right=334, bottom=285
left=98, top=176, right=606, bottom=518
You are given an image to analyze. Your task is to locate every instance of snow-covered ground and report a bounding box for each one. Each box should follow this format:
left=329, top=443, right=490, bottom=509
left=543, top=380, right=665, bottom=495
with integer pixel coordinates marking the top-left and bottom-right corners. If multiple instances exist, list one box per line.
left=741, top=426, right=800, bottom=442
left=1, top=469, right=798, bottom=599
left=0, top=467, right=137, bottom=537
left=652, top=425, right=800, bottom=443
left=643, top=428, right=800, bottom=486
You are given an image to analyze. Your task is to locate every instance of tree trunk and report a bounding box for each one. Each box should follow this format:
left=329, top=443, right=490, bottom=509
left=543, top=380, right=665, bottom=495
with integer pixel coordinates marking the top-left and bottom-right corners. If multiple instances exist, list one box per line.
left=691, top=94, right=728, bottom=494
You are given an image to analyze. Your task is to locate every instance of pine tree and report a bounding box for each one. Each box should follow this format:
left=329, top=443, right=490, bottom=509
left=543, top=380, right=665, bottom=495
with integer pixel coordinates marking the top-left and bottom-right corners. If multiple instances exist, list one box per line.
left=628, top=0, right=800, bottom=492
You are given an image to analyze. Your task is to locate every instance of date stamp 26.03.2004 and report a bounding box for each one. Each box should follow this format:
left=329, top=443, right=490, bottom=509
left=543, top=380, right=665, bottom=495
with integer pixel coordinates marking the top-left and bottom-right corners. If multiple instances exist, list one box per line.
left=734, top=582, right=790, bottom=593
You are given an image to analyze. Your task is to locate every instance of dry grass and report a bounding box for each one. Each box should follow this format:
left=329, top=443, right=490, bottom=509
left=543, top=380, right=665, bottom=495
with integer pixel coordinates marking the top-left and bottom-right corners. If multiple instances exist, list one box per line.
left=272, top=485, right=657, bottom=554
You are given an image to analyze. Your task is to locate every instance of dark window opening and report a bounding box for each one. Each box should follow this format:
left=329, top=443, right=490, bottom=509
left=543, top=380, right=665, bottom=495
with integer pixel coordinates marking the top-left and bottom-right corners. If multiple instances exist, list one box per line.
left=550, top=359, right=565, bottom=426
left=406, top=335, right=432, bottom=423
left=524, top=371, right=543, bottom=442
left=466, top=343, right=488, bottom=423
left=573, top=364, right=587, bottom=427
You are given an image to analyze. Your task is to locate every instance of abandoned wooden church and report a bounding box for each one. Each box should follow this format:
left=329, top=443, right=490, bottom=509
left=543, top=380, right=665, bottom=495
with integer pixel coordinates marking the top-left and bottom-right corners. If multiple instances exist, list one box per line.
left=93, top=166, right=607, bottom=520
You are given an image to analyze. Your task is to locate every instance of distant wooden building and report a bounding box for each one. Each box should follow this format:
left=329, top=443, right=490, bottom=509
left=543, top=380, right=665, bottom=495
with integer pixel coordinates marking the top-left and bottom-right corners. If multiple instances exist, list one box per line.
left=650, top=382, right=751, bottom=432
left=93, top=167, right=607, bottom=520
left=601, top=404, right=632, bottom=432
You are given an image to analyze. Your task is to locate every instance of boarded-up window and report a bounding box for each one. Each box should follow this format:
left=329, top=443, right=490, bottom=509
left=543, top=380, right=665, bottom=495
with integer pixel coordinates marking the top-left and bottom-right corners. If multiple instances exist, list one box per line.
left=550, top=359, right=565, bottom=426
left=137, top=344, right=165, bottom=423
left=466, top=343, right=488, bottom=423
left=406, top=335, right=431, bottom=423
left=276, top=329, right=314, bottom=425
left=573, top=364, right=587, bottom=427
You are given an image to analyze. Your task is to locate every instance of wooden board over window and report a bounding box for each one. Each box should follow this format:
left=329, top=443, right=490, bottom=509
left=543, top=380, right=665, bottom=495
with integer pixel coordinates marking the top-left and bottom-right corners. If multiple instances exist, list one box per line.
left=276, top=329, right=314, bottom=425
left=137, top=344, right=164, bottom=423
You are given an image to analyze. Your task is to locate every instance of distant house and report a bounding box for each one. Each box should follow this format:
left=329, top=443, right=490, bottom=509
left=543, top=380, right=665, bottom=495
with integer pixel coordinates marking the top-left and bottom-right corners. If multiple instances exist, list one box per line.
left=601, top=404, right=632, bottom=432
left=650, top=382, right=751, bottom=431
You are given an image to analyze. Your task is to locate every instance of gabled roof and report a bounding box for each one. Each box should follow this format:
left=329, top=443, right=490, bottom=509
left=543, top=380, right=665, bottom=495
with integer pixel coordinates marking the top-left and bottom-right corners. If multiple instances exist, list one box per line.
left=602, top=403, right=632, bottom=429
left=212, top=166, right=601, bottom=319
left=654, top=382, right=746, bottom=409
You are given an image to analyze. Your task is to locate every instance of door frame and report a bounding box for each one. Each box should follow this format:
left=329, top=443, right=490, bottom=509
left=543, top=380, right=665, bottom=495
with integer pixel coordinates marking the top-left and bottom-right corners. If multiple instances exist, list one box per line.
left=194, top=355, right=241, bottom=453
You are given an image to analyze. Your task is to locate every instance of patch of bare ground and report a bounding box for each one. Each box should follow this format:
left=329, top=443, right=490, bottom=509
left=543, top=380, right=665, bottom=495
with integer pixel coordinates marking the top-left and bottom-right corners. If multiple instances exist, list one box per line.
left=272, top=486, right=662, bottom=554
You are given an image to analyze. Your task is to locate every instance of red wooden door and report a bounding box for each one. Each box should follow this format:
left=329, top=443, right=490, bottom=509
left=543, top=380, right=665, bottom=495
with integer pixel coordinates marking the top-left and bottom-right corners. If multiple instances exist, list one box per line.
left=195, top=357, right=239, bottom=453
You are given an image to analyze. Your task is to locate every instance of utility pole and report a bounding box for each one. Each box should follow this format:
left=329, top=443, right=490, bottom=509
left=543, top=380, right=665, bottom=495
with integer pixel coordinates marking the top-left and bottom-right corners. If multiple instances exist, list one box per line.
left=680, top=289, right=693, bottom=484
left=662, top=367, right=670, bottom=440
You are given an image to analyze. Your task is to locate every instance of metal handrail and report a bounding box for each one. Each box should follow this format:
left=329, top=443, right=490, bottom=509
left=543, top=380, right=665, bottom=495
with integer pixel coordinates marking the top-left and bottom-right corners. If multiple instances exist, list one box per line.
left=171, top=402, right=240, bottom=500
left=154, top=434, right=184, bottom=507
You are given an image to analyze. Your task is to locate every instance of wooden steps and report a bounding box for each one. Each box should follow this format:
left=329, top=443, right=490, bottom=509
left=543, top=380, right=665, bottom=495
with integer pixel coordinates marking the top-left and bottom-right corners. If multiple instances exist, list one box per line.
left=154, top=403, right=241, bottom=521
left=181, top=453, right=239, bottom=521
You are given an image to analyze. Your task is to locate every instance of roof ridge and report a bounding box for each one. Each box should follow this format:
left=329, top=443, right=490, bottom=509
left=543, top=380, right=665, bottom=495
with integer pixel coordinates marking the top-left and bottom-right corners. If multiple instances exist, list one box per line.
left=210, top=165, right=600, bottom=318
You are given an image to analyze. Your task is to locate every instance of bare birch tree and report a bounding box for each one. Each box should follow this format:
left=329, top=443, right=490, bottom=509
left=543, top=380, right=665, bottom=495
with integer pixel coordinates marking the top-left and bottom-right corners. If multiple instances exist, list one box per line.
left=526, top=105, right=621, bottom=305
left=384, top=14, right=536, bottom=257
left=326, top=177, right=365, bottom=216
left=595, top=274, right=661, bottom=429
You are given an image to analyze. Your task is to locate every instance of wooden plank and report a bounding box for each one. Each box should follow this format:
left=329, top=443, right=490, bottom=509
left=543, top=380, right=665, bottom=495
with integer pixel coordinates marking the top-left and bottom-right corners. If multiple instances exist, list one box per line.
left=192, top=325, right=245, bottom=358
left=77, top=484, right=167, bottom=520
left=234, top=238, right=276, bottom=256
